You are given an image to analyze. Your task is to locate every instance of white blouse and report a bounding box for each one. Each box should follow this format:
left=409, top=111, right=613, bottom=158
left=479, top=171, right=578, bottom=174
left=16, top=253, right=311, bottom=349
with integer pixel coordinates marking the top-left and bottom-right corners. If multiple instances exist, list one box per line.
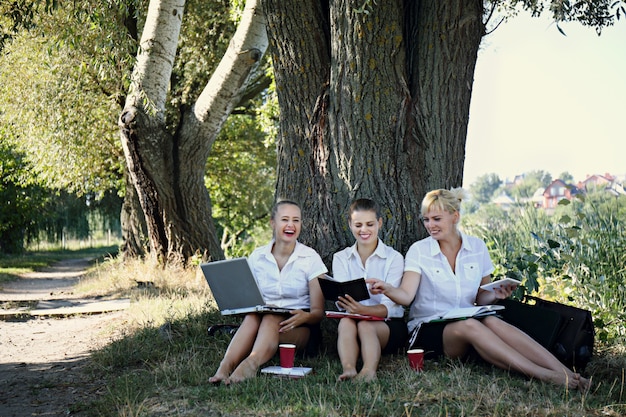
left=248, top=240, right=327, bottom=310
left=332, top=239, right=405, bottom=319
left=405, top=232, right=495, bottom=332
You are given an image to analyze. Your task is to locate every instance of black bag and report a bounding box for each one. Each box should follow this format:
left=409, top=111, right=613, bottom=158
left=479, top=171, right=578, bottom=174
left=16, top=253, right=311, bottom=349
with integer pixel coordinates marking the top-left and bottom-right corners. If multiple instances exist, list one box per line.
left=497, top=296, right=594, bottom=371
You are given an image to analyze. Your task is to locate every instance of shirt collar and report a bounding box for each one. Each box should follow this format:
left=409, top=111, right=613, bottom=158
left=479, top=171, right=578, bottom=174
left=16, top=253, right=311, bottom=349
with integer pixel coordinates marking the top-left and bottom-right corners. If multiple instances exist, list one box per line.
left=261, top=239, right=303, bottom=261
left=347, top=238, right=386, bottom=259
left=261, top=239, right=276, bottom=258
left=428, top=231, right=473, bottom=255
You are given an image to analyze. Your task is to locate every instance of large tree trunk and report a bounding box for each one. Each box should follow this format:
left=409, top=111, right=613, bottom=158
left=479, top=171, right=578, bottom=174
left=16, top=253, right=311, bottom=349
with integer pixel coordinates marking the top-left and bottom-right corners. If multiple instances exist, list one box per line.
left=120, top=168, right=148, bottom=258
left=119, top=0, right=268, bottom=263
left=407, top=0, right=484, bottom=194
left=263, top=0, right=484, bottom=265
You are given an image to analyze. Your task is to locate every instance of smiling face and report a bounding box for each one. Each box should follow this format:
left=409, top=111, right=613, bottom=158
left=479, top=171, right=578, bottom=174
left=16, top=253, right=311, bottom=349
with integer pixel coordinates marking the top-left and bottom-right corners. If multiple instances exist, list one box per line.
left=422, top=208, right=459, bottom=242
left=349, top=209, right=382, bottom=247
left=270, top=203, right=301, bottom=243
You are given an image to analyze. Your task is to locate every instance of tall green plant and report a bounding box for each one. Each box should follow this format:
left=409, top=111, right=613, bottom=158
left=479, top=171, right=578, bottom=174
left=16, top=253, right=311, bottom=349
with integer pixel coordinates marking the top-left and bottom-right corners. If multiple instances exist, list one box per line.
left=0, top=139, right=120, bottom=253
left=206, top=106, right=277, bottom=257
left=463, top=193, right=626, bottom=344
left=0, top=139, right=48, bottom=253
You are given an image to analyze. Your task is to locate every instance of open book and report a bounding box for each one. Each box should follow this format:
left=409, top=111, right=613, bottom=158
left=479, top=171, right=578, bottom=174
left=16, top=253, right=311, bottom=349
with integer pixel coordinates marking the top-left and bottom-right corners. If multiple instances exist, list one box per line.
left=430, top=305, right=505, bottom=322
left=318, top=275, right=370, bottom=302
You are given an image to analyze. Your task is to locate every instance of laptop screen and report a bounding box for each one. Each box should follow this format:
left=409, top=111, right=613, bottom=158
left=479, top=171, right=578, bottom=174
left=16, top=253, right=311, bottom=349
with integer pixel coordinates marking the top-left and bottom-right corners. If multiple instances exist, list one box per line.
left=200, top=258, right=267, bottom=311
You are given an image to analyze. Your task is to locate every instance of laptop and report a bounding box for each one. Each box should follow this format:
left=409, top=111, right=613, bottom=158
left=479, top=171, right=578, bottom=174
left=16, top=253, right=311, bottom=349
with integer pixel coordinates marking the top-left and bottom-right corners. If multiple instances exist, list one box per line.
left=200, top=257, right=293, bottom=315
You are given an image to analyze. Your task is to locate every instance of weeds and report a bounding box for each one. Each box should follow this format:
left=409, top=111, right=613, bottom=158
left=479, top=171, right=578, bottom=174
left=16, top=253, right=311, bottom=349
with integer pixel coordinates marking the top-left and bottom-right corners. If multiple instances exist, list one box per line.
left=76, top=255, right=626, bottom=417
left=463, top=192, right=626, bottom=346
left=5, top=193, right=626, bottom=416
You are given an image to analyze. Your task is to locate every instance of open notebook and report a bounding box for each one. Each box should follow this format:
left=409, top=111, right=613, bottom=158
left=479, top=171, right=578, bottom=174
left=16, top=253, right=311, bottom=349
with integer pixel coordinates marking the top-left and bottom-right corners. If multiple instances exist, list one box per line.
left=430, top=305, right=505, bottom=322
left=200, top=258, right=292, bottom=315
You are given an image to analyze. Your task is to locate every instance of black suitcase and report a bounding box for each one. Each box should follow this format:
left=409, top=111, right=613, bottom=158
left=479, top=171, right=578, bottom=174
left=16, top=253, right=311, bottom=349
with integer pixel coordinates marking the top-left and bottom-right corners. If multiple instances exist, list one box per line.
left=497, top=296, right=594, bottom=372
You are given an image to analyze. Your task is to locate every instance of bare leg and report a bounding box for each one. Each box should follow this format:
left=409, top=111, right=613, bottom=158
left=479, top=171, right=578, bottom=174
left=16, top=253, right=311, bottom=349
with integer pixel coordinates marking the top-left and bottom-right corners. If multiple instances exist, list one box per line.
left=209, top=314, right=262, bottom=384
left=442, top=318, right=586, bottom=390
left=227, top=314, right=283, bottom=384
left=337, top=318, right=359, bottom=381
left=279, top=324, right=311, bottom=348
left=482, top=317, right=590, bottom=391
left=226, top=315, right=312, bottom=384
left=354, top=321, right=389, bottom=382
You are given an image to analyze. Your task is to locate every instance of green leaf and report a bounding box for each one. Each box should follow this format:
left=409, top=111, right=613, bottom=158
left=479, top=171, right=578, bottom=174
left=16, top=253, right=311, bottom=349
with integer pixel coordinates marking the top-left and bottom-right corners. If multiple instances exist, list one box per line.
left=547, top=239, right=561, bottom=249
left=557, top=198, right=571, bottom=206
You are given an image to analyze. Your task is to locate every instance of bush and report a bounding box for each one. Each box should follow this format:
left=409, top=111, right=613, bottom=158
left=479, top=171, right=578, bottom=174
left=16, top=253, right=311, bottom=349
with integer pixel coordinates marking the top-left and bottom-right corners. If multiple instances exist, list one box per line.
left=462, top=193, right=626, bottom=345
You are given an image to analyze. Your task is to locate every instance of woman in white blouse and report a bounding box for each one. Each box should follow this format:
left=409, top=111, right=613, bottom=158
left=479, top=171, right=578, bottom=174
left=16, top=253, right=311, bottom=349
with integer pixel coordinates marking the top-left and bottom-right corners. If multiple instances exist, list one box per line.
left=209, top=200, right=327, bottom=385
left=332, top=199, right=407, bottom=382
left=369, top=188, right=590, bottom=391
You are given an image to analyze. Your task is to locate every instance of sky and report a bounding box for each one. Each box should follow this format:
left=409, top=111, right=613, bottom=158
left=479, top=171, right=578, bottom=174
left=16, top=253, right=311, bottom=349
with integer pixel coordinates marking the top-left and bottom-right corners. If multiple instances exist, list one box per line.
left=464, top=12, right=626, bottom=187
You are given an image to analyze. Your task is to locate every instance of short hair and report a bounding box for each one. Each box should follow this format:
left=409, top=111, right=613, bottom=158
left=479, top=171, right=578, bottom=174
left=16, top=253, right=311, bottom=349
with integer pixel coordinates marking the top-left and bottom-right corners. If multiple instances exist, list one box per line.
left=348, top=198, right=381, bottom=221
left=271, top=199, right=301, bottom=219
left=421, top=188, right=467, bottom=216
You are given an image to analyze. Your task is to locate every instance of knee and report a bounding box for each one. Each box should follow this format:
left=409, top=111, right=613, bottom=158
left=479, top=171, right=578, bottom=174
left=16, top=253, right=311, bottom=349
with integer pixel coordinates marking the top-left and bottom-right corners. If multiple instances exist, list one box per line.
left=338, top=318, right=357, bottom=334
left=356, top=321, right=375, bottom=331
left=356, top=321, right=380, bottom=338
left=482, top=315, right=511, bottom=332
left=243, top=314, right=262, bottom=325
left=448, top=318, right=485, bottom=339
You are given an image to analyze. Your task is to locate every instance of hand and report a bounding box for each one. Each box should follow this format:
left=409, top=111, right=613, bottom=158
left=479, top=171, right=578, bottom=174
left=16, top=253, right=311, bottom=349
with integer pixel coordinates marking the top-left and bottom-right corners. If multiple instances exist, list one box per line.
left=336, top=294, right=361, bottom=314
left=279, top=309, right=306, bottom=333
left=493, top=283, right=516, bottom=300
left=366, top=278, right=386, bottom=295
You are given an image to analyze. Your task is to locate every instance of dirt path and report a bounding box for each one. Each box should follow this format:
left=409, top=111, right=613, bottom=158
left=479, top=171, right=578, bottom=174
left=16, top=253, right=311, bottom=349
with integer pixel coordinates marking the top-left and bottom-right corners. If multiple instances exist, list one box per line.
left=0, top=259, right=127, bottom=417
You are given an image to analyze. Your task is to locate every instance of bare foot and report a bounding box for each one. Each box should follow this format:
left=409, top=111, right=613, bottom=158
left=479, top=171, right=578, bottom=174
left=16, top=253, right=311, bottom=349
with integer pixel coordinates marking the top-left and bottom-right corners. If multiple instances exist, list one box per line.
left=209, top=364, right=232, bottom=384
left=575, top=374, right=592, bottom=392
left=355, top=369, right=377, bottom=382
left=225, top=359, right=259, bottom=384
left=549, top=370, right=582, bottom=390
left=209, top=374, right=228, bottom=384
left=338, top=368, right=358, bottom=382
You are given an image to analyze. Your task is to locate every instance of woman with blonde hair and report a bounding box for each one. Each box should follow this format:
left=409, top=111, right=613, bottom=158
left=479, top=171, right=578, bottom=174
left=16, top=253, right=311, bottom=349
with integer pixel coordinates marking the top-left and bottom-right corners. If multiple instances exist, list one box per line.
left=368, top=188, right=590, bottom=390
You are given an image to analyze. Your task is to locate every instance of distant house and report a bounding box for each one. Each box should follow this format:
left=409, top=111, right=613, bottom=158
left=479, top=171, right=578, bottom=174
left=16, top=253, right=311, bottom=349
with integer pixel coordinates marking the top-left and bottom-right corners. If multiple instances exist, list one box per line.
left=512, top=174, right=525, bottom=186
left=504, top=174, right=526, bottom=188
left=489, top=172, right=624, bottom=209
left=542, top=179, right=580, bottom=209
left=492, top=192, right=515, bottom=210
left=531, top=187, right=545, bottom=208
left=577, top=173, right=615, bottom=192
left=607, top=180, right=626, bottom=197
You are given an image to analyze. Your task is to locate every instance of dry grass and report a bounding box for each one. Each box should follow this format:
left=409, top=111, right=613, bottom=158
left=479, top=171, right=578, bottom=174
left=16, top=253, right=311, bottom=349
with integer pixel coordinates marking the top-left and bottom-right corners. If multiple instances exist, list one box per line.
left=78, top=257, right=626, bottom=417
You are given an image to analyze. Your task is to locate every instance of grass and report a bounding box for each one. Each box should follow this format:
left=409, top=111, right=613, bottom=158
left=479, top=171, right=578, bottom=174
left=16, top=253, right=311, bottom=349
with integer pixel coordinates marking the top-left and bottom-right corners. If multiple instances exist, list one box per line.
left=68, top=258, right=626, bottom=417
left=0, top=244, right=120, bottom=284
left=4, top=247, right=626, bottom=416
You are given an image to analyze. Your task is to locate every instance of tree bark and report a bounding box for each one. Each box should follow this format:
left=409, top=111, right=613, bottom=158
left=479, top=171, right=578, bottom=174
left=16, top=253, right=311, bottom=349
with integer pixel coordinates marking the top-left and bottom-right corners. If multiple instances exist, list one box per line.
left=263, top=0, right=336, bottom=257
left=263, top=0, right=484, bottom=265
left=120, top=167, right=148, bottom=258
left=119, top=0, right=268, bottom=263
left=406, top=0, right=484, bottom=194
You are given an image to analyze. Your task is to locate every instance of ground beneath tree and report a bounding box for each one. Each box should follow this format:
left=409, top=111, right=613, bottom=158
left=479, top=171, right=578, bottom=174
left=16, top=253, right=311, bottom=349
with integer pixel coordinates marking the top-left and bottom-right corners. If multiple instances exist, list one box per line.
left=0, top=258, right=128, bottom=417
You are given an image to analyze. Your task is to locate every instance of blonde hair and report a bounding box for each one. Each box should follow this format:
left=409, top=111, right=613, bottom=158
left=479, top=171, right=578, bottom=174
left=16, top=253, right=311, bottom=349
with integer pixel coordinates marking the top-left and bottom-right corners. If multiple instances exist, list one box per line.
left=421, top=188, right=467, bottom=216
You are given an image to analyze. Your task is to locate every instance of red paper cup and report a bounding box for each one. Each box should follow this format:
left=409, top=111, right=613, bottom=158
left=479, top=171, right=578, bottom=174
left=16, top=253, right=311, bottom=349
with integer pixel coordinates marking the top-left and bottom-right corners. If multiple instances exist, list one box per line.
left=279, top=344, right=296, bottom=369
left=408, top=348, right=424, bottom=372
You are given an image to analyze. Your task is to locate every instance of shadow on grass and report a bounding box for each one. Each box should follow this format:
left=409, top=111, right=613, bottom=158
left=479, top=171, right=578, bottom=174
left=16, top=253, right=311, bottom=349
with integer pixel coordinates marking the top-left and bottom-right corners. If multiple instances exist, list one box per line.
left=0, top=355, right=103, bottom=416
left=84, top=305, right=626, bottom=417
